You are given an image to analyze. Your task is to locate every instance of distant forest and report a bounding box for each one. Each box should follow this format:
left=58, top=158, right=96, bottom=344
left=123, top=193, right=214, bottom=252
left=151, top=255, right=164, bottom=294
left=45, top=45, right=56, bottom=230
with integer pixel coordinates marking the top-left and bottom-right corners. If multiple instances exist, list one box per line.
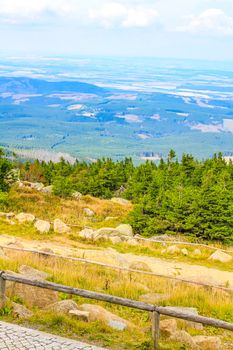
left=1, top=148, right=233, bottom=244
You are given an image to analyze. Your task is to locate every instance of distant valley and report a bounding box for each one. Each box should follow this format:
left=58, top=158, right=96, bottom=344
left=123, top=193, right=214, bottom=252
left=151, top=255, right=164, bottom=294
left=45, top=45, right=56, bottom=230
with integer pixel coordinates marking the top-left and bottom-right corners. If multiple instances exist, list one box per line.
left=0, top=57, right=233, bottom=162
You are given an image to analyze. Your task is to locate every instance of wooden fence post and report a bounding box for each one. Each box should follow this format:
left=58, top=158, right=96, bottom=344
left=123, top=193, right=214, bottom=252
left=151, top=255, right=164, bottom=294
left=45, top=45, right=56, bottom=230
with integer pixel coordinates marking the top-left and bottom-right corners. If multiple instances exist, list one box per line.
left=152, top=311, right=160, bottom=350
left=0, top=273, right=6, bottom=308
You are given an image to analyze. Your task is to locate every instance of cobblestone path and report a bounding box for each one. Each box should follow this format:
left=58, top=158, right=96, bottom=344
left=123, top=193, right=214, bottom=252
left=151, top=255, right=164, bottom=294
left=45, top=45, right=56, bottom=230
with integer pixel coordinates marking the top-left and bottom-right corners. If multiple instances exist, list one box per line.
left=0, top=321, right=107, bottom=350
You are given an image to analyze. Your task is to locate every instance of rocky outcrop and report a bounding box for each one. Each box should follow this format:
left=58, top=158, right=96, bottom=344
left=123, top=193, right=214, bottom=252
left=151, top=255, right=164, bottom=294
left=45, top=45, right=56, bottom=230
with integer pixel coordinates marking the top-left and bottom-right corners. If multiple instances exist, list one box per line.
left=15, top=213, right=35, bottom=224
left=34, top=219, right=50, bottom=234
left=54, top=219, right=70, bottom=233
left=79, top=224, right=134, bottom=244
left=208, top=250, right=232, bottom=263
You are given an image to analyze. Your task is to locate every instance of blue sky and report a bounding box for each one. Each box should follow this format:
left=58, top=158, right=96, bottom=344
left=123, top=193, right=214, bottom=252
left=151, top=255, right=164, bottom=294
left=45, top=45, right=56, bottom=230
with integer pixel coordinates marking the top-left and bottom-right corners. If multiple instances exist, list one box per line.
left=0, top=0, right=233, bottom=61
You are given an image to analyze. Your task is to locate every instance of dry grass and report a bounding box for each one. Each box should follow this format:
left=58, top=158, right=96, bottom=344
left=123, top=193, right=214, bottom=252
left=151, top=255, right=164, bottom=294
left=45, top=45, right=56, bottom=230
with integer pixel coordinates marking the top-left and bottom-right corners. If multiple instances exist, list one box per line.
left=0, top=250, right=232, bottom=349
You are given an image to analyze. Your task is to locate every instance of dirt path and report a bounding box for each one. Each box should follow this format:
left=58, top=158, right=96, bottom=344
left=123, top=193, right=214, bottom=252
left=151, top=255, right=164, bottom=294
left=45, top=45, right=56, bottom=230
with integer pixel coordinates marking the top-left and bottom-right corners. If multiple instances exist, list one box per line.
left=0, top=234, right=233, bottom=288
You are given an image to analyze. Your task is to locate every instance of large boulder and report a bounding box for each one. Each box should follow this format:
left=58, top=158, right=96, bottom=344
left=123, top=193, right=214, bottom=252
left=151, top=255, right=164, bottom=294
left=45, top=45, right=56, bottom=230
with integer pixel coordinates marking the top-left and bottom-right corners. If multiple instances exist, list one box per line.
left=78, top=304, right=133, bottom=330
left=15, top=213, right=35, bottom=224
left=208, top=250, right=232, bottom=263
left=34, top=219, right=50, bottom=234
left=116, top=224, right=133, bottom=237
left=6, top=266, right=58, bottom=308
left=54, top=219, right=70, bottom=234
left=46, top=300, right=78, bottom=314
left=193, top=336, right=222, bottom=350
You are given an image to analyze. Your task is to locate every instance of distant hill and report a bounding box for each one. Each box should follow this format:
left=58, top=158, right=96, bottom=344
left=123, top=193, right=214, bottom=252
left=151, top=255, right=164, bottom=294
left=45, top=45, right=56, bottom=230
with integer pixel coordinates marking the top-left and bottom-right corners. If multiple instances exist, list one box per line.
left=0, top=77, right=107, bottom=95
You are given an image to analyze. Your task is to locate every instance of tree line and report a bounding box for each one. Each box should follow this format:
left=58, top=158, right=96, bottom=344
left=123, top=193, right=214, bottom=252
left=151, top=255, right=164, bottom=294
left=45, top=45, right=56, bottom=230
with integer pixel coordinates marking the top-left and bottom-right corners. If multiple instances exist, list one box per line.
left=1, top=149, right=233, bottom=244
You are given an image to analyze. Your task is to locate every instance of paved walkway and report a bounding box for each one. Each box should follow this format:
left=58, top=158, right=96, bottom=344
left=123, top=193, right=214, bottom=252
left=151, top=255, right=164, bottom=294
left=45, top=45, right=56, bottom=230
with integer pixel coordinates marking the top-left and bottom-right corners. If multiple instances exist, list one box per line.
left=0, top=321, right=107, bottom=350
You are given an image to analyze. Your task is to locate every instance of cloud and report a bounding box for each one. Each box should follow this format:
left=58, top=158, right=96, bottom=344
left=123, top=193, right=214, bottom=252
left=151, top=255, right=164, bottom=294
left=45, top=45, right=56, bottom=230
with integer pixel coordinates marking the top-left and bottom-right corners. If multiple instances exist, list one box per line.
left=177, top=8, right=233, bottom=36
left=0, top=0, right=72, bottom=23
left=89, top=2, right=158, bottom=28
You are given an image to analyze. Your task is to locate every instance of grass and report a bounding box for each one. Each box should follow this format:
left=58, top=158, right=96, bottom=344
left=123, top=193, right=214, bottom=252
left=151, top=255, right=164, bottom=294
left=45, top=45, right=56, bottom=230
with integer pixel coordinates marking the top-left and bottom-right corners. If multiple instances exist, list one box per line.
left=0, top=187, right=233, bottom=348
left=0, top=250, right=232, bottom=349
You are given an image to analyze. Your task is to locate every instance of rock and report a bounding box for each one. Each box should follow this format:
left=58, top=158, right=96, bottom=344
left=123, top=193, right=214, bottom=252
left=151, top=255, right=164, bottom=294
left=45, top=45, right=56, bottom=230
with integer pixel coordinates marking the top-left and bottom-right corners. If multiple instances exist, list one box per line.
left=160, top=319, right=177, bottom=337
left=172, top=330, right=199, bottom=350
left=19, top=265, right=49, bottom=281
left=83, top=208, right=95, bottom=217
left=41, top=185, right=53, bottom=194
left=193, top=336, right=222, bottom=350
left=93, top=228, right=120, bottom=241
left=129, top=261, right=152, bottom=272
left=72, top=191, right=82, bottom=200
left=163, top=307, right=203, bottom=330
left=126, top=239, right=139, bottom=246
left=6, top=267, right=58, bottom=307
left=104, top=217, right=117, bottom=221
left=166, top=245, right=181, bottom=254
left=150, top=234, right=170, bottom=242
left=46, top=300, right=78, bottom=314
left=110, top=236, right=122, bottom=244
left=78, top=304, right=132, bottom=330
left=30, top=182, right=44, bottom=191
left=139, top=293, right=170, bottom=304
left=79, top=228, right=95, bottom=240
left=15, top=213, right=35, bottom=224
left=12, top=302, right=33, bottom=319
left=111, top=197, right=130, bottom=205
left=5, top=212, right=15, bottom=218
left=6, top=219, right=15, bottom=225
left=208, top=250, right=232, bottom=263
left=193, top=249, right=202, bottom=256
left=34, top=219, right=50, bottom=234
left=116, top=224, right=133, bottom=237
left=54, top=219, right=71, bottom=234
left=181, top=248, right=189, bottom=256
left=69, top=310, right=90, bottom=322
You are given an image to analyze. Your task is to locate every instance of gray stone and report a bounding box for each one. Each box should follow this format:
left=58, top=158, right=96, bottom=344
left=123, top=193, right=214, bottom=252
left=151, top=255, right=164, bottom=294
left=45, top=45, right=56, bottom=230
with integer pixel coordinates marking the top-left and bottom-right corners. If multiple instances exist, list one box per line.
left=83, top=208, right=95, bottom=217
left=111, top=197, right=130, bottom=205
left=34, top=220, right=50, bottom=234
left=46, top=300, right=78, bottom=314
left=54, top=219, right=70, bottom=233
left=15, top=213, right=35, bottom=224
left=12, top=302, right=33, bottom=319
left=208, top=250, right=232, bottom=263
left=69, top=310, right=90, bottom=322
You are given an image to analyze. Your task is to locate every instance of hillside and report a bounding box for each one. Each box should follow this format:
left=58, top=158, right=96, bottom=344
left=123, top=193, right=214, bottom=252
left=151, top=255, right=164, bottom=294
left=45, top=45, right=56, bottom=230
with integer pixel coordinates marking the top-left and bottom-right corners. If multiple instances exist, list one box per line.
left=0, top=184, right=233, bottom=349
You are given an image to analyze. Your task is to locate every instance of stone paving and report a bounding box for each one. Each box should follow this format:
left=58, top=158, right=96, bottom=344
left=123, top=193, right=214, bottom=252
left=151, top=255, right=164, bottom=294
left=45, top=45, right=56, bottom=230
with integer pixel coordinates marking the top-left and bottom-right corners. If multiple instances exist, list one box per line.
left=0, top=321, right=107, bottom=350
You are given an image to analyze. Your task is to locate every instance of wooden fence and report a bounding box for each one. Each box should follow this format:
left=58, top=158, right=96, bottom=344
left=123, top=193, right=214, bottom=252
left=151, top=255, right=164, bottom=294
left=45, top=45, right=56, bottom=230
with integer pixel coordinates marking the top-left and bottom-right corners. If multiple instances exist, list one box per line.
left=0, top=271, right=232, bottom=350
left=1, top=244, right=233, bottom=293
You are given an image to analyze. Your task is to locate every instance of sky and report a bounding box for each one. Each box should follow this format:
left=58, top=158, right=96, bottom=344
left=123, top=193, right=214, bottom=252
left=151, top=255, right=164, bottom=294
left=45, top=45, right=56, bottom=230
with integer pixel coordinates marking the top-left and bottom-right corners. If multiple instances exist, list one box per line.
left=0, top=0, right=233, bottom=61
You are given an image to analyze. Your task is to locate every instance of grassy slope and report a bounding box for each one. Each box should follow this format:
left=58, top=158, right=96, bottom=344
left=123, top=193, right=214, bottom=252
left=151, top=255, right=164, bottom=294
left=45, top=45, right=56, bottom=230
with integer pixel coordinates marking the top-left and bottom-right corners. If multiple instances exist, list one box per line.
left=0, top=187, right=233, bottom=349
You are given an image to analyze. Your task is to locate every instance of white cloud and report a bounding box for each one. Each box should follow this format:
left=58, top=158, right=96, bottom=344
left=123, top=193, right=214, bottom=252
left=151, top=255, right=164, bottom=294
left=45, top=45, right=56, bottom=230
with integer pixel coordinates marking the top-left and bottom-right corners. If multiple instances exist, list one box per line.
left=0, top=0, right=72, bottom=23
left=89, top=2, right=158, bottom=28
left=177, top=8, right=233, bottom=36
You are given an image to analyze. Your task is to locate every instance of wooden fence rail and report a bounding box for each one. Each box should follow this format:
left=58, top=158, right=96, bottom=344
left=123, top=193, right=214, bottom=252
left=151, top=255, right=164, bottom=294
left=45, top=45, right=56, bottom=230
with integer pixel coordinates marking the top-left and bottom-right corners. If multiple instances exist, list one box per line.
left=0, top=271, right=232, bottom=350
left=1, top=244, right=233, bottom=293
